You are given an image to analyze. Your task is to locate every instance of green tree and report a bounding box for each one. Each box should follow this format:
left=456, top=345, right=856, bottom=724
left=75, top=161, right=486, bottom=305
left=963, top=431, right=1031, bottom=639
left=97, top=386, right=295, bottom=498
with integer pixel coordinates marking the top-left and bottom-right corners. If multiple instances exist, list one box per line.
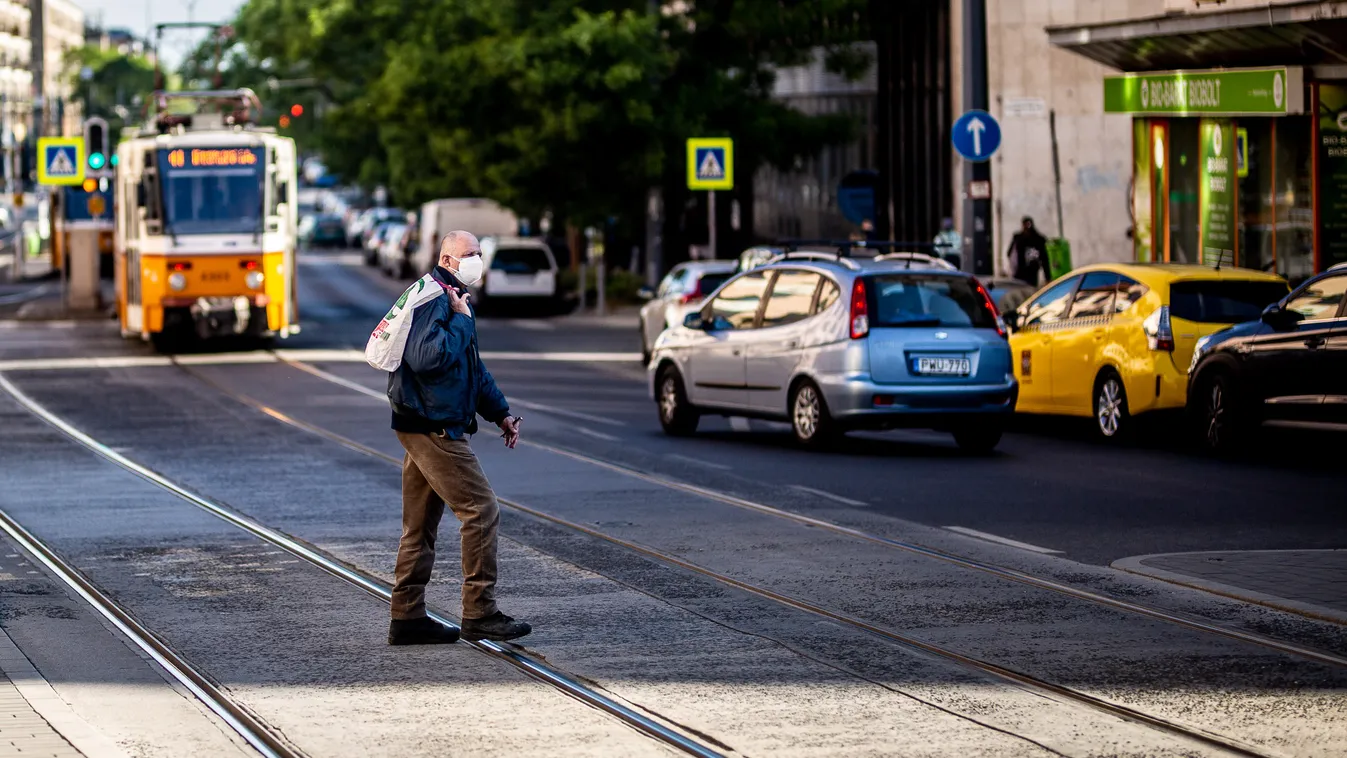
left=65, top=45, right=157, bottom=145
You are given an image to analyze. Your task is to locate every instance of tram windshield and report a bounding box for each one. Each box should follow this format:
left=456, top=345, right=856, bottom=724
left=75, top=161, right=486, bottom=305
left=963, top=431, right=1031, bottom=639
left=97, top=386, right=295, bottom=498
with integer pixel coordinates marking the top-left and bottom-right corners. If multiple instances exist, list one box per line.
left=157, top=147, right=265, bottom=235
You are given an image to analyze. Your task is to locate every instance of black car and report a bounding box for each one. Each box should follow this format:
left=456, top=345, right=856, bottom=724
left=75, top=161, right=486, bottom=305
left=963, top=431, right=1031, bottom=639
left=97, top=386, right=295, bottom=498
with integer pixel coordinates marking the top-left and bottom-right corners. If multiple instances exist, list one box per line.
left=1187, top=266, right=1347, bottom=452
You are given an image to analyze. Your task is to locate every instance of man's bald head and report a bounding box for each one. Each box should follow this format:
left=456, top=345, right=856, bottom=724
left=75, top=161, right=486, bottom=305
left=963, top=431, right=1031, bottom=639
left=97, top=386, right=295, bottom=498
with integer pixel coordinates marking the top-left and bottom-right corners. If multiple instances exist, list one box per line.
left=438, top=231, right=480, bottom=270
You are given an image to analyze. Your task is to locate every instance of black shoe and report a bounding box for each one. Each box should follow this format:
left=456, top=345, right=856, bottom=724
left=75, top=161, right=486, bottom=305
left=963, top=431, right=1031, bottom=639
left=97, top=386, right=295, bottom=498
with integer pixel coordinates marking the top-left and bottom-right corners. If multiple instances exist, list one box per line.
left=388, top=616, right=461, bottom=646
left=460, top=611, right=531, bottom=642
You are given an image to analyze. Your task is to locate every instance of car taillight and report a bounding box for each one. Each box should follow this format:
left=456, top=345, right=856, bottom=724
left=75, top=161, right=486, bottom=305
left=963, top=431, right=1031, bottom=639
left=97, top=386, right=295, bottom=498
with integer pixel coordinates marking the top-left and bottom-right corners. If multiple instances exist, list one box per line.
left=974, top=280, right=1007, bottom=338
left=850, top=278, right=869, bottom=339
left=240, top=260, right=260, bottom=270
left=679, top=279, right=704, bottom=305
left=1143, top=305, right=1175, bottom=352
left=168, top=261, right=192, bottom=272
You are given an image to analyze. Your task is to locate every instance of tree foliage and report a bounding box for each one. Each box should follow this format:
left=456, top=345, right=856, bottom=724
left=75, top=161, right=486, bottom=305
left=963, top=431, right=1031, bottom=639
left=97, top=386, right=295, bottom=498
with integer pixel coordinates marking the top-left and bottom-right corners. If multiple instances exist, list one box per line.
left=215, top=0, right=870, bottom=229
left=65, top=45, right=157, bottom=144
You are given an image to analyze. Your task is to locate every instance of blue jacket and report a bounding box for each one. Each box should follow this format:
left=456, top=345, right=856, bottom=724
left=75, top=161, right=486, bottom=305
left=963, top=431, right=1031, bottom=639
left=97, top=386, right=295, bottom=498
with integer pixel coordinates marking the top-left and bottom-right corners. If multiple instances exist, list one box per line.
left=388, top=268, right=509, bottom=434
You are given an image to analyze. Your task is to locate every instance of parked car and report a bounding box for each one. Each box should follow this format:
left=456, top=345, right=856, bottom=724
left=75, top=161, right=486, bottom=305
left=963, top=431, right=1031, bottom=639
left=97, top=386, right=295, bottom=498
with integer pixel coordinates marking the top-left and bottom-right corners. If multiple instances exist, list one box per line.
left=349, top=208, right=405, bottom=256
left=365, top=221, right=402, bottom=264
left=375, top=222, right=409, bottom=278
left=648, top=255, right=1016, bottom=451
left=638, top=261, right=737, bottom=364
left=1187, top=266, right=1347, bottom=452
left=467, top=236, right=560, bottom=306
left=299, top=213, right=347, bottom=248
left=979, top=276, right=1037, bottom=314
left=1005, top=263, right=1290, bottom=439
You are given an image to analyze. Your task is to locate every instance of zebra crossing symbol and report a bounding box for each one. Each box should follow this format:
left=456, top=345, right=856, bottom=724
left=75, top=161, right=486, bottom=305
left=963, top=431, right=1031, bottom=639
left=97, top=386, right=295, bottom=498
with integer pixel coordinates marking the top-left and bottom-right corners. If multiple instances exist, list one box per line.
left=686, top=138, right=734, bottom=190
left=37, top=137, right=85, bottom=185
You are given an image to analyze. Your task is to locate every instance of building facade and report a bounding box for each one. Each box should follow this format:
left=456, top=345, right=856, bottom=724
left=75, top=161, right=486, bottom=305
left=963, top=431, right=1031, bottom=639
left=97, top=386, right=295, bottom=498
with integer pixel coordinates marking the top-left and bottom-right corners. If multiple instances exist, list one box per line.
left=1, top=0, right=31, bottom=192
left=35, top=0, right=85, bottom=137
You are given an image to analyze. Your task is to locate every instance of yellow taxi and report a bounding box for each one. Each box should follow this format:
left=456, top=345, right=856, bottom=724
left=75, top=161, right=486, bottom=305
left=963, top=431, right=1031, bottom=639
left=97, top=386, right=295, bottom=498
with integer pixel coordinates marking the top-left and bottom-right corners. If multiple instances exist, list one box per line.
left=1005, top=263, right=1289, bottom=438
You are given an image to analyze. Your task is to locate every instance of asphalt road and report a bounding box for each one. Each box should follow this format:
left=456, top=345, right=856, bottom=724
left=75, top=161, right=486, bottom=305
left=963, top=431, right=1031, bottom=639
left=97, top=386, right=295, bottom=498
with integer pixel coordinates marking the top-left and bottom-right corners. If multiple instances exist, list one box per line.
left=0, top=248, right=1344, bottom=756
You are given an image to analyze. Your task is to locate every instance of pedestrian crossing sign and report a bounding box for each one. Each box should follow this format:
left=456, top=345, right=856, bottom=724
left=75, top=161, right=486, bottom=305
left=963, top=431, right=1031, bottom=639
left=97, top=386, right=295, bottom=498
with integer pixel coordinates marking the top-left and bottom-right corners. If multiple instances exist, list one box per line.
left=37, top=137, right=85, bottom=186
left=687, top=138, right=734, bottom=190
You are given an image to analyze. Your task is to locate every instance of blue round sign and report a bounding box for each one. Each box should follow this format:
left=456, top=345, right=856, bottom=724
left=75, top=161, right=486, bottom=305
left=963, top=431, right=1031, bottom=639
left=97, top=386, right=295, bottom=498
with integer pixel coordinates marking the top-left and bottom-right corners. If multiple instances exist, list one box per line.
left=951, top=109, right=1001, bottom=162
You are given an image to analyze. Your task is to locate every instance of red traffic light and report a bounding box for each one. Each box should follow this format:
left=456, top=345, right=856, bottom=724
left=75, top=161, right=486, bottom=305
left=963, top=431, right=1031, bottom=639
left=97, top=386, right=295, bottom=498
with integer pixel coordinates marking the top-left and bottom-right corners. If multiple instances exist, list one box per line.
left=278, top=115, right=291, bottom=128
left=290, top=104, right=304, bottom=117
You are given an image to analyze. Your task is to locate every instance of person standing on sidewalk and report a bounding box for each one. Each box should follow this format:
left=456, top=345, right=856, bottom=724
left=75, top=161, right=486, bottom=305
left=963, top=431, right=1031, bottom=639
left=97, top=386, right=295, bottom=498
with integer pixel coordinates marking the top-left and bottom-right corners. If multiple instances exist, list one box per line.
left=1006, top=216, right=1048, bottom=286
left=386, top=230, right=531, bottom=646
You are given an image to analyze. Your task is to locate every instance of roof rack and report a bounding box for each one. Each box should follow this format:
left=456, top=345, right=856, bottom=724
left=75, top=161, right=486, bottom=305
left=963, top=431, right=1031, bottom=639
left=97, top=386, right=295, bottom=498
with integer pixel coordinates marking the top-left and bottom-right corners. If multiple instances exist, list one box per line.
left=766, top=250, right=862, bottom=270
left=873, top=251, right=959, bottom=271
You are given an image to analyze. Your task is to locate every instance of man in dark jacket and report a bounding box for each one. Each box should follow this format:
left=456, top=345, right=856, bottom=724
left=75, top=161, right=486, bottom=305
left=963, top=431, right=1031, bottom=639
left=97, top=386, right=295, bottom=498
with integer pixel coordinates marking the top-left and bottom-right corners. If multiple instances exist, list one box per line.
left=386, top=230, right=530, bottom=646
left=1006, top=216, right=1049, bottom=286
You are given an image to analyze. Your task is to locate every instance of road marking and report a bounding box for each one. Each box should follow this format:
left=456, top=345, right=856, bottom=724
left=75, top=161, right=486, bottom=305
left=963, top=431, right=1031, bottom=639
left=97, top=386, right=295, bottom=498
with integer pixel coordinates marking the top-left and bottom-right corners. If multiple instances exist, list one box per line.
left=0, top=284, right=54, bottom=305
left=789, top=485, right=868, bottom=507
left=508, top=320, right=557, bottom=331
left=0, top=349, right=642, bottom=372
left=0, top=356, right=173, bottom=371
left=174, top=351, right=275, bottom=365
left=728, top=417, right=751, bottom=432
left=574, top=426, right=620, bottom=442
left=666, top=453, right=731, bottom=470
left=511, top=398, right=625, bottom=427
left=943, top=526, right=1062, bottom=555
left=281, top=359, right=384, bottom=399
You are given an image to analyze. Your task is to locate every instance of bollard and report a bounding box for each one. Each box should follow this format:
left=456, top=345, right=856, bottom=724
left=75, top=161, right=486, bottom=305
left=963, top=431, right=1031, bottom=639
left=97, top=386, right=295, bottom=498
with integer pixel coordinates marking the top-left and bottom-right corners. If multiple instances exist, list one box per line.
left=66, top=228, right=101, bottom=311
left=596, top=259, right=606, bottom=317
left=578, top=263, right=587, bottom=312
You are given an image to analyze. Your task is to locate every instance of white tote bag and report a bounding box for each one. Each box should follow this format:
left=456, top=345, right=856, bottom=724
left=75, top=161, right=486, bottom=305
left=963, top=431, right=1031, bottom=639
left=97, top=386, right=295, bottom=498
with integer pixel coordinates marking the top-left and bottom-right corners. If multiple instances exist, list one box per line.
left=365, top=274, right=444, bottom=371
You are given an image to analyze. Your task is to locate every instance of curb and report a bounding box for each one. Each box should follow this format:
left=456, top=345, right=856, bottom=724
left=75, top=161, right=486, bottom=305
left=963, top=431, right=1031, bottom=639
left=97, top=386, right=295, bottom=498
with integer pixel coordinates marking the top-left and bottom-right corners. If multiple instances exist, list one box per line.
left=1112, top=550, right=1347, bottom=625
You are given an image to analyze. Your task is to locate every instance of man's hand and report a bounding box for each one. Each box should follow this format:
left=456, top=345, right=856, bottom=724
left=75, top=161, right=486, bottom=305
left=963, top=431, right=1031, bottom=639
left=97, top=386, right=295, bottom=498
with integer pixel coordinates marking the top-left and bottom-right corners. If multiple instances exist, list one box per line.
left=448, top=289, right=472, bottom=317
left=497, top=416, right=521, bottom=449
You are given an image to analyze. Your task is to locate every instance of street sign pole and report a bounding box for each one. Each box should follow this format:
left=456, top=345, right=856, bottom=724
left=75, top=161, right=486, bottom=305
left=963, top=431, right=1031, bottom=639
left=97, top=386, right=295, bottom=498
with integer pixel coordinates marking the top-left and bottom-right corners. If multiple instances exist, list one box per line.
left=962, top=0, right=993, bottom=276
left=707, top=190, right=716, bottom=260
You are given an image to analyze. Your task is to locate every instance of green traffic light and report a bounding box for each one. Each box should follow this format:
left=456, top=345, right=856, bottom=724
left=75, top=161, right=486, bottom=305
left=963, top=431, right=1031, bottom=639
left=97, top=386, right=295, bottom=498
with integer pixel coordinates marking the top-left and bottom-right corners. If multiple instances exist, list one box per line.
left=110, top=154, right=119, bottom=167
left=88, top=152, right=106, bottom=170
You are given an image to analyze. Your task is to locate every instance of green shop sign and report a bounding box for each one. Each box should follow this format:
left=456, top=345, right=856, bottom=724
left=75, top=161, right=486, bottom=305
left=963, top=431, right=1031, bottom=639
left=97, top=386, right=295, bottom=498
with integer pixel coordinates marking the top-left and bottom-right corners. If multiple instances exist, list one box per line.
left=1199, top=119, right=1235, bottom=266
left=1104, top=67, right=1304, bottom=116
left=1318, top=84, right=1347, bottom=269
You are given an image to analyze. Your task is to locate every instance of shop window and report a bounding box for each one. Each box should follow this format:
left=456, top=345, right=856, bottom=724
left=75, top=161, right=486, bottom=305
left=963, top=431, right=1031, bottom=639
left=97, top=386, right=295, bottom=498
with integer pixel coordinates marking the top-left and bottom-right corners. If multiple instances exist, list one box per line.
left=1237, top=121, right=1275, bottom=272
left=1276, top=115, right=1314, bottom=285
left=1168, top=120, right=1201, bottom=264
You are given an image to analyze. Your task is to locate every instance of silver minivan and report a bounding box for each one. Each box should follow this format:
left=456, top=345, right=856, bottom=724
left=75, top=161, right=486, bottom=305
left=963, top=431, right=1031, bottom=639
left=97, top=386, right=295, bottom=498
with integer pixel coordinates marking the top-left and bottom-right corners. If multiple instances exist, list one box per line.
left=648, top=254, right=1018, bottom=451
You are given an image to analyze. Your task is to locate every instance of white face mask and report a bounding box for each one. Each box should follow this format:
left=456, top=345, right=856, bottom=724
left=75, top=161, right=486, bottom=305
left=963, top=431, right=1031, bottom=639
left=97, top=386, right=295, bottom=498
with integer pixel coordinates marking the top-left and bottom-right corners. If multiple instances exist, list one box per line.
left=449, top=254, right=484, bottom=286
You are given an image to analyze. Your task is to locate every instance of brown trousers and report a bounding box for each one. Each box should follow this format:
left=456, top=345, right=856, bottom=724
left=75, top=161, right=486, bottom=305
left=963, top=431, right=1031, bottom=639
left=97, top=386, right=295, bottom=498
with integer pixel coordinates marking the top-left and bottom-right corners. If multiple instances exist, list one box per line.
left=392, top=431, right=500, bottom=621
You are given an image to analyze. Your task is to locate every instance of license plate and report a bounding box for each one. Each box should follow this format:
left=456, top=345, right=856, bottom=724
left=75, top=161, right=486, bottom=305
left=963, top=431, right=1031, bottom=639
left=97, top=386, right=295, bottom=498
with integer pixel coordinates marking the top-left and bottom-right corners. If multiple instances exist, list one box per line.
left=915, top=357, right=970, bottom=376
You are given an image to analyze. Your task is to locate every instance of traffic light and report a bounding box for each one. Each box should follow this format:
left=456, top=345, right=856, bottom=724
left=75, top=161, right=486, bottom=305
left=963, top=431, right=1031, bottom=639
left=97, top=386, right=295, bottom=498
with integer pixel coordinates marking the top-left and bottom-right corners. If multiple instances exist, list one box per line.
left=290, top=104, right=303, bottom=117
left=83, top=117, right=109, bottom=172
left=278, top=115, right=291, bottom=128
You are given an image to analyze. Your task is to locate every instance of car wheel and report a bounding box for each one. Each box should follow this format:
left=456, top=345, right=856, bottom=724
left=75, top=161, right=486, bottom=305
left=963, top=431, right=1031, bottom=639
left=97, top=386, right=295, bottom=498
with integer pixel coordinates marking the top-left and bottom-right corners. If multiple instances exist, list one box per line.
left=657, top=366, right=699, bottom=436
left=639, top=318, right=652, bottom=365
left=1197, top=372, right=1243, bottom=454
left=1094, top=371, right=1130, bottom=440
left=791, top=380, right=837, bottom=448
left=953, top=425, right=1003, bottom=454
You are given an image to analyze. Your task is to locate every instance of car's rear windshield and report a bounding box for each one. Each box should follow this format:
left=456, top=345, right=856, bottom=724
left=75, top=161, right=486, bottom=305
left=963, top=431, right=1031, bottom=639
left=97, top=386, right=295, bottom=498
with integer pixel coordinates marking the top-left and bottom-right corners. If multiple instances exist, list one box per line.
left=696, top=272, right=732, bottom=294
left=867, top=274, right=995, bottom=329
left=1169, top=280, right=1289, bottom=324
left=490, top=247, right=553, bottom=274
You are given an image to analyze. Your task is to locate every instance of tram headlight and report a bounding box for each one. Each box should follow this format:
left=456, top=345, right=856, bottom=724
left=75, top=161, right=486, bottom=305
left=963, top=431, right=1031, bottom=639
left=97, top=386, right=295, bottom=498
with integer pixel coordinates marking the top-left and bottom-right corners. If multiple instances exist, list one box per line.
left=245, top=271, right=265, bottom=290
left=168, top=272, right=187, bottom=292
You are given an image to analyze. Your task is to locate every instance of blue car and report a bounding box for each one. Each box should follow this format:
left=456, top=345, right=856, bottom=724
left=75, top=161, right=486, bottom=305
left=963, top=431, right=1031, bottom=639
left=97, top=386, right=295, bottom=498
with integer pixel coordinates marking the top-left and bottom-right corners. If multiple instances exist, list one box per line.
left=649, top=252, right=1017, bottom=452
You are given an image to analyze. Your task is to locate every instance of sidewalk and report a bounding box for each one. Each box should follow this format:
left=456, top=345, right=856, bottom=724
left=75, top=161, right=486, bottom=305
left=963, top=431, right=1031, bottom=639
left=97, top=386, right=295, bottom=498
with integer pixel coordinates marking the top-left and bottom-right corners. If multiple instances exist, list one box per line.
left=1114, top=549, right=1347, bottom=624
left=0, top=648, right=87, bottom=758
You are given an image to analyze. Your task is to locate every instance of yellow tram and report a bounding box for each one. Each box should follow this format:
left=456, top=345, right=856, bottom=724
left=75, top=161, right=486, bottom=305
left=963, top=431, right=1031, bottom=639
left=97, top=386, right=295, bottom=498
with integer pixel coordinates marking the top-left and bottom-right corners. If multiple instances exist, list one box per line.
left=114, top=89, right=299, bottom=345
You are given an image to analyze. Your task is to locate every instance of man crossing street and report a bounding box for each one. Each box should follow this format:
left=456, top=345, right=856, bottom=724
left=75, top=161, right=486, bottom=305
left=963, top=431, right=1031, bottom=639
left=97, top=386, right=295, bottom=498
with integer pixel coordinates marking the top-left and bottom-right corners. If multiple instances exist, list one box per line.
left=385, top=230, right=531, bottom=646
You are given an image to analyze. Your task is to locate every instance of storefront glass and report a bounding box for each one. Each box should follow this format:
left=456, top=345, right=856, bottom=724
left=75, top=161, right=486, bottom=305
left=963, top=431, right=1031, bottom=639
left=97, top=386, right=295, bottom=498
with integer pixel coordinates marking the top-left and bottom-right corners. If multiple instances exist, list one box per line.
left=1168, top=120, right=1201, bottom=264
left=1276, top=115, right=1314, bottom=283
left=1237, top=120, right=1275, bottom=272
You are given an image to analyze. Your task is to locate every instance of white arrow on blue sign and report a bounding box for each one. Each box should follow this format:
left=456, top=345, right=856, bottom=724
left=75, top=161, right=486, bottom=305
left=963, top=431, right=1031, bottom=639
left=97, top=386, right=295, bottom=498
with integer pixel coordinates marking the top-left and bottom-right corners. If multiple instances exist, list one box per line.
left=951, top=109, right=1001, bottom=162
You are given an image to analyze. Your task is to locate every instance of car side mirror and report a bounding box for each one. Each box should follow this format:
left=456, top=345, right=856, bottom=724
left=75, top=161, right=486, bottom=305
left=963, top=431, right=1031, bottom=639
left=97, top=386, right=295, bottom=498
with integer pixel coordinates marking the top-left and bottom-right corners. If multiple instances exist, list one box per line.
left=1260, top=303, right=1301, bottom=331
left=637, top=286, right=655, bottom=301
left=682, top=312, right=706, bottom=330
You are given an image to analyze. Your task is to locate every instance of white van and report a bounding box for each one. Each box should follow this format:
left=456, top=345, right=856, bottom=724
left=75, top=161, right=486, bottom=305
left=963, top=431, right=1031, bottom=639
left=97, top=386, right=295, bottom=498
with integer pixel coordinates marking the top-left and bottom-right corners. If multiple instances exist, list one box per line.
left=473, top=236, right=559, bottom=304
left=413, top=198, right=519, bottom=274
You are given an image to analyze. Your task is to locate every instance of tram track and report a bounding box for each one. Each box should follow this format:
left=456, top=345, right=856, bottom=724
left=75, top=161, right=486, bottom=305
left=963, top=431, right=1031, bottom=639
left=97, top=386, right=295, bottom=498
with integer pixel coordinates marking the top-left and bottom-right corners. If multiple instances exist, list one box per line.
left=0, top=372, right=728, bottom=758
left=279, top=357, right=1347, bottom=665
left=169, top=359, right=1303, bottom=758
left=0, top=497, right=308, bottom=758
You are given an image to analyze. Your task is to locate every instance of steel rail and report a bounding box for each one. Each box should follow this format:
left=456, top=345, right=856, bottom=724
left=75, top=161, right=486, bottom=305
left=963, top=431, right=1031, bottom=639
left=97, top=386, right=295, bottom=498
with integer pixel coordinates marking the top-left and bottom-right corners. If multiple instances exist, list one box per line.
left=0, top=498, right=304, bottom=758
left=279, top=356, right=1347, bottom=667
left=188, top=365, right=1283, bottom=758
left=0, top=372, right=727, bottom=758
